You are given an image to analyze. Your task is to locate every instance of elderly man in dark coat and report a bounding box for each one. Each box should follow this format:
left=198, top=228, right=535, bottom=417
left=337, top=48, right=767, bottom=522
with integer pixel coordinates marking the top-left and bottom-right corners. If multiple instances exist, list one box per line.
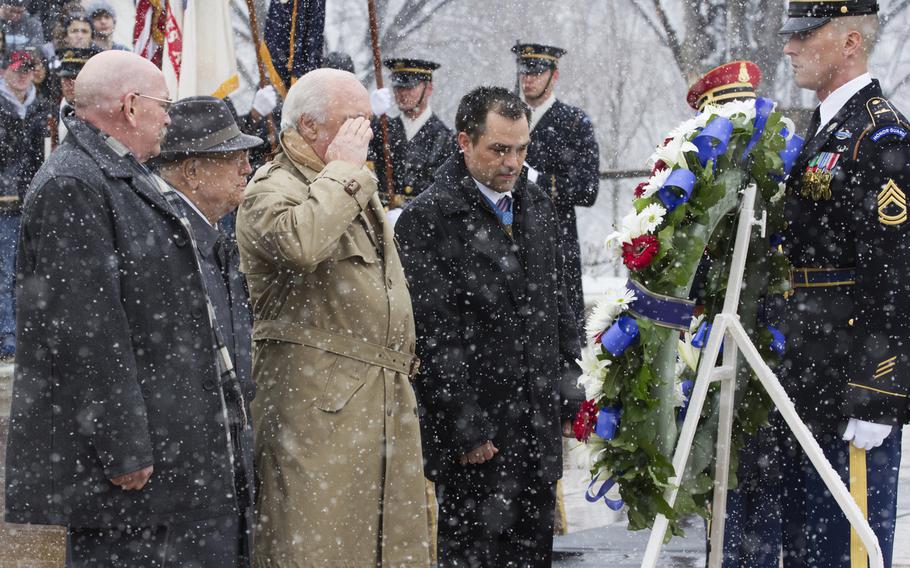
left=4, top=51, right=256, bottom=567
left=395, top=86, right=584, bottom=567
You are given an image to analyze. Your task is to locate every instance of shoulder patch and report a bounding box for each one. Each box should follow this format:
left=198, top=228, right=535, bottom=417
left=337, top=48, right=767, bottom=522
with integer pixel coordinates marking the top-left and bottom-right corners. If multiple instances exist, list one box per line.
left=866, top=97, right=900, bottom=127
left=870, top=125, right=909, bottom=143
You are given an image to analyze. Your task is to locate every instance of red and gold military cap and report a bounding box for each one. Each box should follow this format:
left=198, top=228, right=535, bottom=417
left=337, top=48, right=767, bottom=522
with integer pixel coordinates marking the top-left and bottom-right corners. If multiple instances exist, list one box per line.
left=686, top=61, right=762, bottom=111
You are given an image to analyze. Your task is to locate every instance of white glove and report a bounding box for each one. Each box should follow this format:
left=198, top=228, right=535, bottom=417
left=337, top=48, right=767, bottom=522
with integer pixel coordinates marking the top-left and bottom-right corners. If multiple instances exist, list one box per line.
left=370, top=87, right=393, bottom=116
left=252, top=85, right=278, bottom=116
left=842, top=418, right=892, bottom=450
left=524, top=162, right=539, bottom=183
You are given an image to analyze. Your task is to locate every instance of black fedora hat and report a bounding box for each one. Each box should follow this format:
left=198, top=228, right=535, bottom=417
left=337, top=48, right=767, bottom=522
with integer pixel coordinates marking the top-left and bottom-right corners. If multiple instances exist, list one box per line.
left=156, top=96, right=263, bottom=163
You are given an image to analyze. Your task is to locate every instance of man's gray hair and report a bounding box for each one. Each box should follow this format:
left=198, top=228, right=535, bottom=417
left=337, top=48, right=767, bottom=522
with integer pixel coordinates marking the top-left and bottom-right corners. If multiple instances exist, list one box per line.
left=279, top=69, right=344, bottom=131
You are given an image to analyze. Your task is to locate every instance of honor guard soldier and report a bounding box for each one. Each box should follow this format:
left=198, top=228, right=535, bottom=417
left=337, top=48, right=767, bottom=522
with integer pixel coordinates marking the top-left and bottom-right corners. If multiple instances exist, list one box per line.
left=368, top=58, right=457, bottom=207
left=54, top=47, right=99, bottom=143
left=771, top=1, right=910, bottom=566
left=513, top=43, right=600, bottom=335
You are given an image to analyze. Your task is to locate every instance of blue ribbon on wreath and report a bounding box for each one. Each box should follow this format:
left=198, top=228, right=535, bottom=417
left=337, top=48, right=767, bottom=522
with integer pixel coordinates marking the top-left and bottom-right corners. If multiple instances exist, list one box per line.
left=779, top=129, right=805, bottom=177
left=657, top=169, right=697, bottom=212
left=595, top=406, right=622, bottom=440
left=678, top=380, right=695, bottom=422
left=767, top=325, right=786, bottom=356
left=601, top=314, right=639, bottom=356
left=585, top=473, right=625, bottom=511
left=741, top=97, right=774, bottom=161
left=693, top=117, right=733, bottom=168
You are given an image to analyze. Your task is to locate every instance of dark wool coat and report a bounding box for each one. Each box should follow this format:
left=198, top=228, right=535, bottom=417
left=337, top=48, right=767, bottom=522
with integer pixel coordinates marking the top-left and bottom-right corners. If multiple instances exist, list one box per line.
left=395, top=153, right=584, bottom=486
left=4, top=116, right=254, bottom=528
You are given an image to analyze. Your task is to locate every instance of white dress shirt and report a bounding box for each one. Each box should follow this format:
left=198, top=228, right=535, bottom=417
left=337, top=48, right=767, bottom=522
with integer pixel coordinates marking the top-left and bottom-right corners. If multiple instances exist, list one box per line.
left=474, top=178, right=511, bottom=207
left=527, top=94, right=557, bottom=132
left=401, top=105, right=432, bottom=142
left=816, top=72, right=872, bottom=135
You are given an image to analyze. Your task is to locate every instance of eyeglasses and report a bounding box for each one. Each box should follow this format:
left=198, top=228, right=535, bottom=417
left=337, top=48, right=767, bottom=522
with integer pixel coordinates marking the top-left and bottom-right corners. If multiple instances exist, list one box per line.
left=134, top=92, right=174, bottom=111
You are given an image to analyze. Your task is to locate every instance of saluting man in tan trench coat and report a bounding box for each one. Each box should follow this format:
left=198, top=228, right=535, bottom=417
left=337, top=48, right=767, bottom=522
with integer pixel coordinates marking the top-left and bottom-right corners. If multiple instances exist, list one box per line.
left=235, top=68, right=430, bottom=567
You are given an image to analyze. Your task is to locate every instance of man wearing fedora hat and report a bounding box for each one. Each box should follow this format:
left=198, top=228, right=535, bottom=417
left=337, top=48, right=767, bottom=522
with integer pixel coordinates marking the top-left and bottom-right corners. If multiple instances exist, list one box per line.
left=769, top=2, right=910, bottom=567
left=153, top=96, right=263, bottom=566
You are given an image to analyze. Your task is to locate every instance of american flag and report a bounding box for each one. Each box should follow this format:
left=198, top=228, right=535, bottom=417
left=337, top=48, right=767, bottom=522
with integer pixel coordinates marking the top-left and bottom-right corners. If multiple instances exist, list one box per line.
left=133, top=0, right=168, bottom=66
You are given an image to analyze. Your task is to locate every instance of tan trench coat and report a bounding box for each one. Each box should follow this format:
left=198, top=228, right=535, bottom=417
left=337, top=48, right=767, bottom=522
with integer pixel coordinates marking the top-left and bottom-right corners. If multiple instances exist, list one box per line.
left=236, top=137, right=429, bottom=568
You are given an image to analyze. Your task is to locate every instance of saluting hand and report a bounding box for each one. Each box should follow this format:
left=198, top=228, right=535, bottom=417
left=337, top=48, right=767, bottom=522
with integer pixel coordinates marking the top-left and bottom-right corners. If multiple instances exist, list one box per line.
left=459, top=440, right=499, bottom=466
left=325, top=116, right=373, bottom=168
left=110, top=465, right=154, bottom=491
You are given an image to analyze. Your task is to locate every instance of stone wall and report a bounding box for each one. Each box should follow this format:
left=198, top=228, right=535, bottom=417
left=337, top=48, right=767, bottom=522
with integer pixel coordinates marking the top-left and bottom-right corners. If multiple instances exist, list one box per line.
left=0, top=363, right=65, bottom=567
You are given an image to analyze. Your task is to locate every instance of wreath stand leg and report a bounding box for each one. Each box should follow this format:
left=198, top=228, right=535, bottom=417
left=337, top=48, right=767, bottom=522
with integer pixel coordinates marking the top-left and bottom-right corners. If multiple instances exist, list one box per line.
left=639, top=183, right=885, bottom=568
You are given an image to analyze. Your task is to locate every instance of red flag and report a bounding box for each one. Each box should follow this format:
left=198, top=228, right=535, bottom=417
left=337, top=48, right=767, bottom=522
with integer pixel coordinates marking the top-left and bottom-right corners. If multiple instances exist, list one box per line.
left=133, top=0, right=168, bottom=67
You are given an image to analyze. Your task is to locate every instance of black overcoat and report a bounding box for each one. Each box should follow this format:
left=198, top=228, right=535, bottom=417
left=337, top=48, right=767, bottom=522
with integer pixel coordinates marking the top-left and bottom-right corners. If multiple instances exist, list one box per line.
left=395, top=154, right=583, bottom=486
left=4, top=116, right=255, bottom=528
left=777, top=80, right=910, bottom=431
left=524, top=99, right=600, bottom=333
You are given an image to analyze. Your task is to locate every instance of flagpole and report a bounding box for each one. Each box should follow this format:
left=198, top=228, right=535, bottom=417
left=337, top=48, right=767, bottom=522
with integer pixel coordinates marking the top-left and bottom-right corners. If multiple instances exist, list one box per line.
left=367, top=0, right=396, bottom=207
left=244, top=0, right=278, bottom=152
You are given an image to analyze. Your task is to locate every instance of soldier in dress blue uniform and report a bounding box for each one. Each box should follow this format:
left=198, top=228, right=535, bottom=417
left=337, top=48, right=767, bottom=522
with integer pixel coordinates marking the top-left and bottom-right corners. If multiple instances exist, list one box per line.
left=512, top=43, right=600, bottom=335
left=368, top=58, right=457, bottom=207
left=771, top=1, right=910, bottom=566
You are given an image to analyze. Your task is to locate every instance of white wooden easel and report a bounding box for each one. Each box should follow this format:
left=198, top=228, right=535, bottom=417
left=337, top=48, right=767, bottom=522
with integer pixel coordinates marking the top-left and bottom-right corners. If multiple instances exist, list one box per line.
left=639, top=183, right=884, bottom=568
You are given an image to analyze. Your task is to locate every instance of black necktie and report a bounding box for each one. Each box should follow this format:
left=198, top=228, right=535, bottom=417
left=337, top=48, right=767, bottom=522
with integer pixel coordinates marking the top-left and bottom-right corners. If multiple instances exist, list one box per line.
left=805, top=106, right=821, bottom=140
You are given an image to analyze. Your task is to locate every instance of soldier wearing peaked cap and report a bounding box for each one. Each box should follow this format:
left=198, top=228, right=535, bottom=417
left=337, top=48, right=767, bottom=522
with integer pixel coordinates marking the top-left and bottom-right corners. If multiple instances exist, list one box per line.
left=513, top=42, right=600, bottom=336
left=368, top=57, right=457, bottom=210
left=53, top=47, right=99, bottom=143
left=761, top=1, right=910, bottom=566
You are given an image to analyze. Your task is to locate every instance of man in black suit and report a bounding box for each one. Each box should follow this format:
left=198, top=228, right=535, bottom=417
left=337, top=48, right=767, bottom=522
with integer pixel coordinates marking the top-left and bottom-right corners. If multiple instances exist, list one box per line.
left=369, top=57, right=457, bottom=208
left=395, top=86, right=583, bottom=567
left=513, top=43, right=600, bottom=335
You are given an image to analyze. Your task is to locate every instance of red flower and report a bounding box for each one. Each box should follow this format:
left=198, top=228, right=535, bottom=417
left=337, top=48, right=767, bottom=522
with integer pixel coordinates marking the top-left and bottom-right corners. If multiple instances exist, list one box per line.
left=633, top=181, right=648, bottom=198
left=574, top=400, right=600, bottom=442
left=651, top=159, right=667, bottom=173
left=622, top=234, right=660, bottom=271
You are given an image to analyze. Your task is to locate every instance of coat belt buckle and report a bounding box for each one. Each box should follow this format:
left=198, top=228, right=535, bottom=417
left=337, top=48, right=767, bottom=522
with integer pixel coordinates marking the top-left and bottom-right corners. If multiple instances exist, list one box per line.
left=409, top=357, right=421, bottom=379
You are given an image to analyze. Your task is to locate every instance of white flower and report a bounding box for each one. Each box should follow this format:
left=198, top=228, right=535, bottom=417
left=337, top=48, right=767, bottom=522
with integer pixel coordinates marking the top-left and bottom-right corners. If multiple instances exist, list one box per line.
left=666, top=117, right=702, bottom=142
left=641, top=168, right=671, bottom=199
left=574, top=437, right=607, bottom=470
left=603, top=230, right=630, bottom=260
left=576, top=347, right=610, bottom=400
left=585, top=288, right=636, bottom=342
left=650, top=135, right=698, bottom=169
left=678, top=339, right=701, bottom=373
left=637, top=203, right=667, bottom=234
left=704, top=98, right=756, bottom=121
left=675, top=379, right=689, bottom=407
left=689, top=314, right=705, bottom=334
left=620, top=209, right=644, bottom=238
